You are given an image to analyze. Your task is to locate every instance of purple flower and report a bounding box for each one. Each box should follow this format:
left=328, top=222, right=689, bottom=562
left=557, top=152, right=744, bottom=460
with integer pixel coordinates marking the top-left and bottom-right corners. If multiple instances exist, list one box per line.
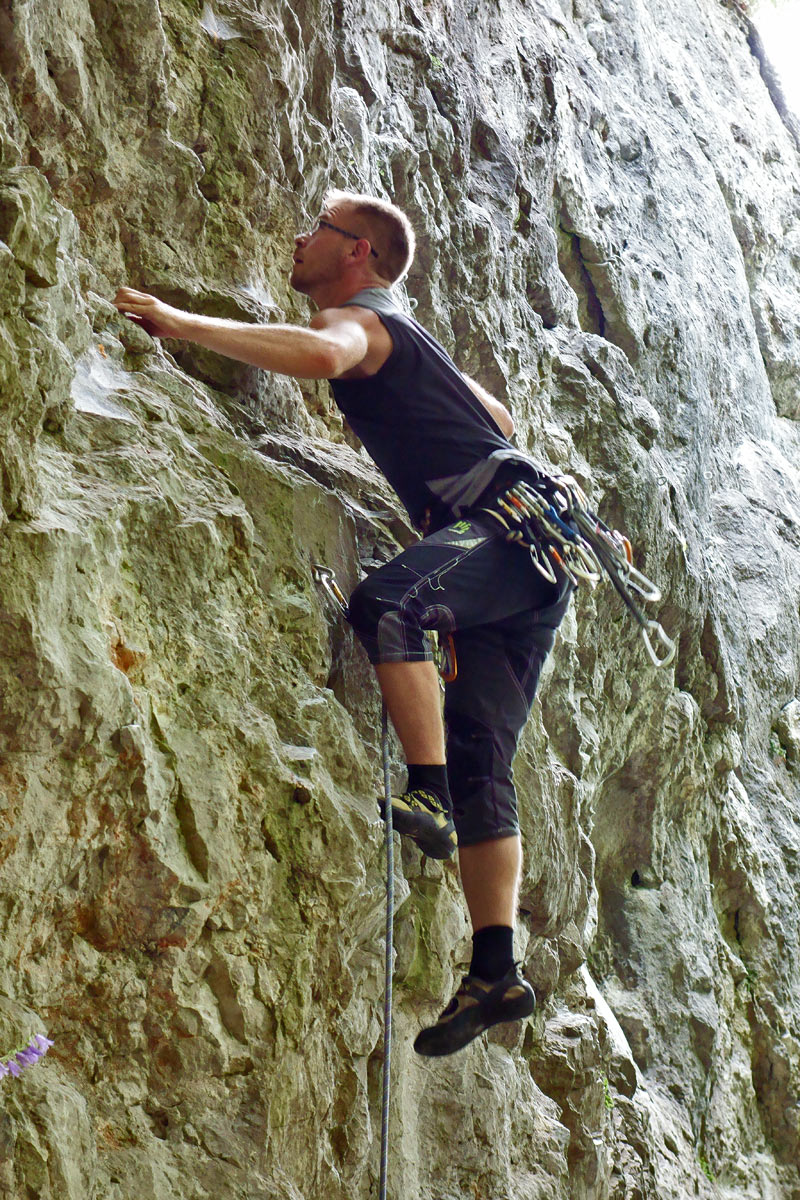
left=1, top=1033, right=53, bottom=1082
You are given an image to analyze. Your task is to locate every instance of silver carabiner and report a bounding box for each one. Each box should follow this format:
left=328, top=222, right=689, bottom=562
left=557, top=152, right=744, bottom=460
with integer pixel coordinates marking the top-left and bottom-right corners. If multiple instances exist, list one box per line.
left=641, top=620, right=676, bottom=668
left=312, top=564, right=349, bottom=616
left=622, top=562, right=662, bottom=604
left=530, top=544, right=558, bottom=583
left=565, top=541, right=602, bottom=586
left=589, top=526, right=662, bottom=603
left=479, top=506, right=511, bottom=532
left=559, top=474, right=589, bottom=511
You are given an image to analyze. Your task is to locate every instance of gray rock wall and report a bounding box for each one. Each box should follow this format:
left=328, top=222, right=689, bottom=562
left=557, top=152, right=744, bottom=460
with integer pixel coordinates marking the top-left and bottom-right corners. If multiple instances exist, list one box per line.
left=1, top=0, right=799, bottom=1197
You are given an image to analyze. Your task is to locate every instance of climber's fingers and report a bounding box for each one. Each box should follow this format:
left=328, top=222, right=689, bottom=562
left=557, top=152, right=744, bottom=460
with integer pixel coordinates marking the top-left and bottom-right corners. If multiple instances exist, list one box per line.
left=113, top=287, right=188, bottom=340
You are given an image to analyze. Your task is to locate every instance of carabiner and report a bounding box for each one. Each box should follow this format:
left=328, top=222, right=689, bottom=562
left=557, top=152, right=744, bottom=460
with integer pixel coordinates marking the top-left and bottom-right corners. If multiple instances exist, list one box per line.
left=530, top=544, right=558, bottom=583
left=564, top=541, right=602, bottom=585
left=498, top=496, right=523, bottom=525
left=479, top=506, right=511, bottom=532
left=621, top=562, right=662, bottom=604
left=312, top=564, right=349, bottom=617
left=641, top=620, right=676, bottom=668
left=550, top=546, right=579, bottom=587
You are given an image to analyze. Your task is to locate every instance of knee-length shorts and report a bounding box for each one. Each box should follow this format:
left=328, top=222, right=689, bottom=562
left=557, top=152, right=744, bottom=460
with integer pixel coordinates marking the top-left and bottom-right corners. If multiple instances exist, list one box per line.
left=346, top=512, right=571, bottom=846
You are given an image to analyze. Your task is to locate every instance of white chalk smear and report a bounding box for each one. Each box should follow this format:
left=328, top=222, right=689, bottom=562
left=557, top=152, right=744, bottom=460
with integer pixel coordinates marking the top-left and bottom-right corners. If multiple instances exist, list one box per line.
left=71, top=348, right=138, bottom=423
left=199, top=3, right=241, bottom=41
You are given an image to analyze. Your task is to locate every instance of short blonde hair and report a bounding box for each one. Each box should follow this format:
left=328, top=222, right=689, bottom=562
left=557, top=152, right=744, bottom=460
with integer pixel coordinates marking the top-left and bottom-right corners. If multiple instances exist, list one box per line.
left=324, top=189, right=416, bottom=284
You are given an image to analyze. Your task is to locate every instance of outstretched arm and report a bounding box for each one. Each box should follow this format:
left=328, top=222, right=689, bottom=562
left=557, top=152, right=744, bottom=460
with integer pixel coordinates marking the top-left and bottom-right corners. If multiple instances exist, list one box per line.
left=113, top=288, right=369, bottom=379
left=462, top=374, right=515, bottom=439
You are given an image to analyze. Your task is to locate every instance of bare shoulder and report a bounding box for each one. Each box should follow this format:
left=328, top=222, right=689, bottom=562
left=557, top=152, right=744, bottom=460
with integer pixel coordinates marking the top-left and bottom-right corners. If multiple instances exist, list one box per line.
left=310, top=305, right=380, bottom=332
left=312, top=305, right=393, bottom=378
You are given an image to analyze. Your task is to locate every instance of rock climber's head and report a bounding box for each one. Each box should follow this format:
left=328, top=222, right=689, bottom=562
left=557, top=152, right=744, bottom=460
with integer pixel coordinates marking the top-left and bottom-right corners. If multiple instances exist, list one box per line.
left=291, top=190, right=416, bottom=297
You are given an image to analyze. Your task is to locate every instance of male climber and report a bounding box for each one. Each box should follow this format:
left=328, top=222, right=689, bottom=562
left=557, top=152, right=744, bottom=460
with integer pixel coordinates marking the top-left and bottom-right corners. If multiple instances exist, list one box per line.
left=114, top=190, right=571, bottom=1056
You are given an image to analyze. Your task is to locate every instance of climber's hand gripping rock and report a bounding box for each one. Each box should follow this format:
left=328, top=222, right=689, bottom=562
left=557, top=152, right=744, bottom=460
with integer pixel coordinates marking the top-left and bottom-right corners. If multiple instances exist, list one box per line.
left=113, top=288, right=190, bottom=339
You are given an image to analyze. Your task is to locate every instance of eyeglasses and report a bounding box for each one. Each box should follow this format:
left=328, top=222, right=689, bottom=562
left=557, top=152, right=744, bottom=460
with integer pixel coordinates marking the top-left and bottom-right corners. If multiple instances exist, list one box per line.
left=313, top=218, right=379, bottom=258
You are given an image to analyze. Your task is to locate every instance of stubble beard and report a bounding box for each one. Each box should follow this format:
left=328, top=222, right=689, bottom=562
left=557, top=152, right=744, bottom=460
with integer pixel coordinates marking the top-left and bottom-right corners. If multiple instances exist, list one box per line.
left=290, top=256, right=341, bottom=298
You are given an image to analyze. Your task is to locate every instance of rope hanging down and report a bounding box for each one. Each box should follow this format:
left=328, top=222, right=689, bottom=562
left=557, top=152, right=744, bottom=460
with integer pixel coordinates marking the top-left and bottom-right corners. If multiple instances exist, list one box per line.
left=479, top=472, right=676, bottom=668
left=379, top=704, right=394, bottom=1200
left=312, top=567, right=394, bottom=1200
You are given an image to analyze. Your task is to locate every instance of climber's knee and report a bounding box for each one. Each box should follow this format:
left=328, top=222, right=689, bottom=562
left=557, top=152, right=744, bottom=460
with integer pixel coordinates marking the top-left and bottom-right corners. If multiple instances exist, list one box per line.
left=347, top=574, right=386, bottom=640
left=347, top=575, right=431, bottom=664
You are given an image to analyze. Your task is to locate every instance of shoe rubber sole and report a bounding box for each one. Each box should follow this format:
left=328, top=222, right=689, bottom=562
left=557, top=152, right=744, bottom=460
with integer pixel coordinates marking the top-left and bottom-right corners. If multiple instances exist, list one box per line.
left=414, top=976, right=535, bottom=1057
left=390, top=802, right=457, bottom=859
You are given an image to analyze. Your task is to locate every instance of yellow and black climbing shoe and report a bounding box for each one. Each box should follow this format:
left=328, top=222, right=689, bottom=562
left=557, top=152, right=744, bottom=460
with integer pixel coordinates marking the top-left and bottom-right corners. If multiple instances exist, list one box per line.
left=380, top=788, right=457, bottom=859
left=413, top=966, right=535, bottom=1057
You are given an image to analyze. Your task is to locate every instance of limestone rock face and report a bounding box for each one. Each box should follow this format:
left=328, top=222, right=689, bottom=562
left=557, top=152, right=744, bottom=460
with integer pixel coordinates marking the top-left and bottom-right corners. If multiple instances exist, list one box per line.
left=1, top=0, right=799, bottom=1197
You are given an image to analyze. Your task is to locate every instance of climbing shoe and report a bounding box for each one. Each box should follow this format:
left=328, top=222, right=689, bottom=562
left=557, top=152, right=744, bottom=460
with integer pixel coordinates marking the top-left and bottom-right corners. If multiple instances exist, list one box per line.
left=413, top=966, right=535, bottom=1057
left=379, top=788, right=457, bottom=859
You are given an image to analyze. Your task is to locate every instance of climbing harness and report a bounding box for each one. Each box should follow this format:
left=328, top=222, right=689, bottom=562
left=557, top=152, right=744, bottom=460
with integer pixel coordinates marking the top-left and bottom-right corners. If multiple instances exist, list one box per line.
left=478, top=472, right=676, bottom=668
left=313, top=565, right=394, bottom=1200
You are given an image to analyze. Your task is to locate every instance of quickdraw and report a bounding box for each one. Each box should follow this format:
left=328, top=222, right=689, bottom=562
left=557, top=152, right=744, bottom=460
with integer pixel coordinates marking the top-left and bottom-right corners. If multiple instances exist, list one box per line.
left=312, top=564, right=349, bottom=616
left=479, top=473, right=676, bottom=669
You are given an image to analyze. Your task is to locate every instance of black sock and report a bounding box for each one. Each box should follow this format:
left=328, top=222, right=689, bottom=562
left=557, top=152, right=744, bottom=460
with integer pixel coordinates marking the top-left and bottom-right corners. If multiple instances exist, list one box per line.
left=406, top=763, right=451, bottom=810
left=470, top=925, right=515, bottom=982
